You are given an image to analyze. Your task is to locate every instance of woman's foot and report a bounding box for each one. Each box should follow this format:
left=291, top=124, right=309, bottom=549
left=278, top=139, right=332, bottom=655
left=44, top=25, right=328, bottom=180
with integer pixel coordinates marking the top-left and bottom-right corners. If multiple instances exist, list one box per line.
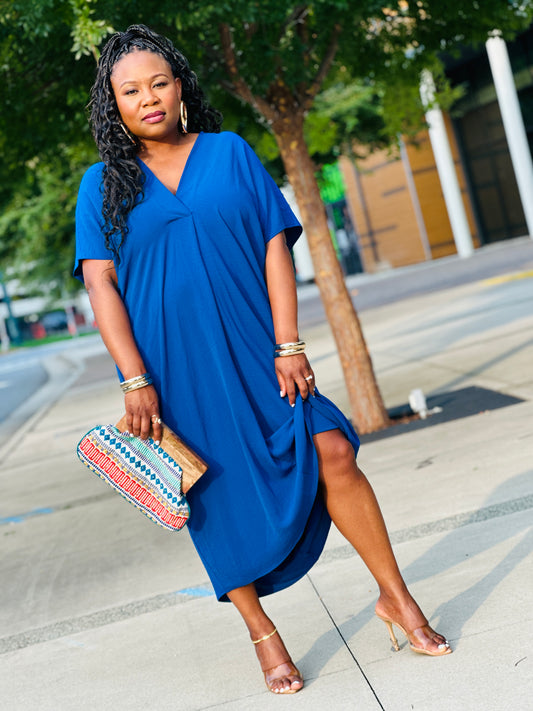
left=375, top=592, right=451, bottom=656
left=252, top=627, right=303, bottom=694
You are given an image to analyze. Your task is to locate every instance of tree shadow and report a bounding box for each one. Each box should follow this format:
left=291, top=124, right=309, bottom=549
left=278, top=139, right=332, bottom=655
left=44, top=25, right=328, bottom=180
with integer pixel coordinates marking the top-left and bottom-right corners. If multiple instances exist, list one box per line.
left=299, top=469, right=533, bottom=674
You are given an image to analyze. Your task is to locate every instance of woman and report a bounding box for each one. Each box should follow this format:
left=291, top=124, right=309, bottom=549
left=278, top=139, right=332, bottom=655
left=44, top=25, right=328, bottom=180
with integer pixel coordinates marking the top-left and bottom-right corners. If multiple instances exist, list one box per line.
left=75, top=24, right=451, bottom=696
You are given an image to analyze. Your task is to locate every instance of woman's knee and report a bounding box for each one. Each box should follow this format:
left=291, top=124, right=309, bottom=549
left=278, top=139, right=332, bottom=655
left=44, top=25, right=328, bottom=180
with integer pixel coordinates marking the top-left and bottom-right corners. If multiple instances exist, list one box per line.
left=315, top=430, right=357, bottom=474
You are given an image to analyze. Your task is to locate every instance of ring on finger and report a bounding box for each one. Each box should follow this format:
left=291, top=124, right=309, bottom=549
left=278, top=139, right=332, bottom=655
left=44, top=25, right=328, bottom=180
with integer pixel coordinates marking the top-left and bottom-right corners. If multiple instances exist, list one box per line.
left=151, top=415, right=162, bottom=424
left=305, top=375, right=314, bottom=382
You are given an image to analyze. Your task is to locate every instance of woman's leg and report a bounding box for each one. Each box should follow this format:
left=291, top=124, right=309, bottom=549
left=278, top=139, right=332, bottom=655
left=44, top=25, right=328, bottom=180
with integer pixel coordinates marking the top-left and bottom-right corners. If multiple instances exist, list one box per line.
left=227, top=583, right=304, bottom=693
left=314, top=429, right=450, bottom=654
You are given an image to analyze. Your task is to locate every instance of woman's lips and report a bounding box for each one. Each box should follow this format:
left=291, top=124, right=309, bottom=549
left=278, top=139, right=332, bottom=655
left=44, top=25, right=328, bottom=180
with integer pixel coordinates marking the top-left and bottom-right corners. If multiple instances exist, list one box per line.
left=142, top=111, right=165, bottom=123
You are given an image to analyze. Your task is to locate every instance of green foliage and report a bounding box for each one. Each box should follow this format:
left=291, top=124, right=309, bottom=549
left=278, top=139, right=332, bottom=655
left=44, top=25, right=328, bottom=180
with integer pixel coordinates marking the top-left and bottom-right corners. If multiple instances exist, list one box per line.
left=0, top=0, right=99, bottom=289
left=70, top=0, right=114, bottom=60
left=379, top=57, right=467, bottom=140
left=0, top=1, right=96, bottom=190
left=0, top=142, right=98, bottom=296
left=308, top=74, right=390, bottom=161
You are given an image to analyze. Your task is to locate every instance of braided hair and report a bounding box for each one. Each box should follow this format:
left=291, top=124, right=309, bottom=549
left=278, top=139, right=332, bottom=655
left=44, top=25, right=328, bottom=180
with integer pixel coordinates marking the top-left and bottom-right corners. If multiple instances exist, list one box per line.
left=89, top=24, right=223, bottom=255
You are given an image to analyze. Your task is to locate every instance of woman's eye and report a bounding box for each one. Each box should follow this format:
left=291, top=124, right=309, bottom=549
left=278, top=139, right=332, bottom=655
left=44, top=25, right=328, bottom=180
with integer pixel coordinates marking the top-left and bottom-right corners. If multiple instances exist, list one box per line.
left=124, top=88, right=137, bottom=95
left=154, top=81, right=168, bottom=88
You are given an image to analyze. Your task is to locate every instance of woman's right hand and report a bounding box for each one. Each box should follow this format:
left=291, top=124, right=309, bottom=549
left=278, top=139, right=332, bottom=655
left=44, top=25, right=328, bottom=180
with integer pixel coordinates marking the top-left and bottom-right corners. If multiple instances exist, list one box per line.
left=124, top=385, right=163, bottom=442
left=82, top=260, right=164, bottom=444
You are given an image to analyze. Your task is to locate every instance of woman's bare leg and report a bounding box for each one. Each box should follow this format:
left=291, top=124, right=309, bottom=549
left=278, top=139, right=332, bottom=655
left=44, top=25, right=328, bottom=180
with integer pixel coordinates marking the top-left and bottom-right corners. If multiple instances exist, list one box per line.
left=227, top=583, right=303, bottom=693
left=314, top=429, right=450, bottom=654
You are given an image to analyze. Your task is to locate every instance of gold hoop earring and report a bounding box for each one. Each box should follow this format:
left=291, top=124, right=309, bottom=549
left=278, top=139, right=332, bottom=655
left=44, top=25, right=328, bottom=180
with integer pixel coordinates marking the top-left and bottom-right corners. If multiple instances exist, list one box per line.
left=119, top=122, right=136, bottom=145
left=180, top=101, right=188, bottom=134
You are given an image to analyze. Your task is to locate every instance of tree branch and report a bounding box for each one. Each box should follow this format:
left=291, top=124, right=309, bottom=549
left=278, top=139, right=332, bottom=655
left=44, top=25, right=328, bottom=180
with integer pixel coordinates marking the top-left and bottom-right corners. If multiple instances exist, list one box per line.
left=218, top=23, right=277, bottom=123
left=243, top=21, right=259, bottom=41
left=284, top=5, right=309, bottom=32
left=303, top=22, right=342, bottom=111
left=198, top=39, right=225, bottom=66
left=282, top=5, right=310, bottom=71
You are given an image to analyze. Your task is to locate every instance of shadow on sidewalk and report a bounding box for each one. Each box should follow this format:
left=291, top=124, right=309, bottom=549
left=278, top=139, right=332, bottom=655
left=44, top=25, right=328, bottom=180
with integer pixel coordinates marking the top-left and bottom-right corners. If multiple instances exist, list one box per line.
left=302, top=469, right=533, bottom=670
left=360, top=386, right=524, bottom=444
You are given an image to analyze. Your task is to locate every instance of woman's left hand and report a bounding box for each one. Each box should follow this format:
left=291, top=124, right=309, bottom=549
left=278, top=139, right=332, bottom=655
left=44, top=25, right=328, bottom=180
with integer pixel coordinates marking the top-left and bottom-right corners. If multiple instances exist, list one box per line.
left=275, top=352, right=315, bottom=407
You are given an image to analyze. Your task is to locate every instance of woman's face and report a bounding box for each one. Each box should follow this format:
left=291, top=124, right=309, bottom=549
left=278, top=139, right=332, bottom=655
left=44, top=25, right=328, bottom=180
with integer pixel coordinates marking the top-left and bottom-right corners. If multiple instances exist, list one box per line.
left=110, top=49, right=182, bottom=143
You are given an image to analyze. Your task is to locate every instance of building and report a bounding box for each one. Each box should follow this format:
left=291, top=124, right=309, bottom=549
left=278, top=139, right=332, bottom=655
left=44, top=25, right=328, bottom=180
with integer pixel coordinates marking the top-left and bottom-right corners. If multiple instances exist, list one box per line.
left=333, top=26, right=533, bottom=274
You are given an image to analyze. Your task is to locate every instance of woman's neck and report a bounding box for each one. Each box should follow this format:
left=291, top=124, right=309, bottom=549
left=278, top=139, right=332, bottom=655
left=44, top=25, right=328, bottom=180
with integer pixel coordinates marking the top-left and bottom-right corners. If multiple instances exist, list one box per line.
left=139, top=133, right=197, bottom=166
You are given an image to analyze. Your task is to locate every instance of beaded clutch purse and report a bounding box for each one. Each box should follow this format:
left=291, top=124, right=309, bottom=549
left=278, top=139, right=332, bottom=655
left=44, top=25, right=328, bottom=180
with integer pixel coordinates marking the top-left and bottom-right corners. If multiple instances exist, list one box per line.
left=115, top=416, right=208, bottom=494
left=77, top=419, right=207, bottom=531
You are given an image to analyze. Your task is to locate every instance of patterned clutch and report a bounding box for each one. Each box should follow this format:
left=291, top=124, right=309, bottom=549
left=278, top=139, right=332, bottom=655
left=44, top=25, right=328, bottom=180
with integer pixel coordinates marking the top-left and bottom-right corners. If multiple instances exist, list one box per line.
left=77, top=421, right=207, bottom=531
left=115, top=415, right=207, bottom=494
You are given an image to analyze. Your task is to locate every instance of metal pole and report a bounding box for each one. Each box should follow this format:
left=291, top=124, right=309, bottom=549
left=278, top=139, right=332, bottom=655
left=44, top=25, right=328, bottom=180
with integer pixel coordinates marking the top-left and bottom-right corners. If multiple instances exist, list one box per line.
left=486, top=31, right=533, bottom=240
left=0, top=312, right=9, bottom=352
left=0, top=270, right=20, bottom=344
left=420, top=70, right=475, bottom=258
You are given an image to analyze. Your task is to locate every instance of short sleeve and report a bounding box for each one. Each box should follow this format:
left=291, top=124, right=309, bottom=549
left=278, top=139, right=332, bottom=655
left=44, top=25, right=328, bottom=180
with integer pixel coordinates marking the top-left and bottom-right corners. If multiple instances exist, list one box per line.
left=233, top=134, right=302, bottom=249
left=73, top=163, right=115, bottom=282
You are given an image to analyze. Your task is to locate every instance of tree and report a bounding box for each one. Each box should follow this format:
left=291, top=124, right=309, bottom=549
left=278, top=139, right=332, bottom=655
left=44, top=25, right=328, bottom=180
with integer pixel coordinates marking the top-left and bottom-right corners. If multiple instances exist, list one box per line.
left=0, top=1, right=102, bottom=293
left=0, top=144, right=96, bottom=296
left=1, top=1, right=531, bottom=430
left=135, top=1, right=533, bottom=432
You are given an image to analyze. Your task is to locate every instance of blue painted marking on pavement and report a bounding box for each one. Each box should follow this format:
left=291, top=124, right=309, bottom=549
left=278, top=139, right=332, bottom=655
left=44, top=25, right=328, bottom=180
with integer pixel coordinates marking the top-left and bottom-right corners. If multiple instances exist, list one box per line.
left=0, top=507, right=54, bottom=525
left=175, top=586, right=214, bottom=598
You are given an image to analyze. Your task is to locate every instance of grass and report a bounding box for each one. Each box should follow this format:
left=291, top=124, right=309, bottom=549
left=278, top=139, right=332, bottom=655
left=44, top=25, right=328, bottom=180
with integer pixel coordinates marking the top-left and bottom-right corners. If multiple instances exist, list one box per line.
left=5, top=330, right=99, bottom=351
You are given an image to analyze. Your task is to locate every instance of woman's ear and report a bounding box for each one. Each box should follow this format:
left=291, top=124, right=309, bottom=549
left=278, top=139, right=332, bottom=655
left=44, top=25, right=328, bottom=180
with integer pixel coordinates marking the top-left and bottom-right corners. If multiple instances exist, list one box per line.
left=174, top=77, right=182, bottom=99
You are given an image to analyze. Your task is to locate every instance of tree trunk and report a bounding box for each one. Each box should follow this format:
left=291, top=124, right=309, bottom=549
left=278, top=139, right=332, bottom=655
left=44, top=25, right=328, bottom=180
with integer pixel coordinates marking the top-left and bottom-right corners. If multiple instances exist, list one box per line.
left=272, top=111, right=390, bottom=434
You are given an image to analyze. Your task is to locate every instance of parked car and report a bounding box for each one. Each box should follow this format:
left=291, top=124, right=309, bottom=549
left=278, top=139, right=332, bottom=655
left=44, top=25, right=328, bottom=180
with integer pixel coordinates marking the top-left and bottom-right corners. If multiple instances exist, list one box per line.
left=41, top=310, right=68, bottom=334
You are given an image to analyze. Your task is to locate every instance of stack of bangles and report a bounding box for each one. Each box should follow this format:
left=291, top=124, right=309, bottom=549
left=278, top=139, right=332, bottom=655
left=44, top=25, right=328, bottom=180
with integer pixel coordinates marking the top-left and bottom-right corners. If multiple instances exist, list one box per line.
left=274, top=340, right=306, bottom=358
left=120, top=373, right=153, bottom=394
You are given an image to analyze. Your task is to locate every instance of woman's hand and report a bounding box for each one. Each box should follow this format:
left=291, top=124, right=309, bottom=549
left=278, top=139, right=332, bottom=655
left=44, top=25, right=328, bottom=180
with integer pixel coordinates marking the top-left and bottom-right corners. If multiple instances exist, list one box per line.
left=275, top=353, right=315, bottom=407
left=82, top=260, right=164, bottom=443
left=124, top=385, right=163, bottom=442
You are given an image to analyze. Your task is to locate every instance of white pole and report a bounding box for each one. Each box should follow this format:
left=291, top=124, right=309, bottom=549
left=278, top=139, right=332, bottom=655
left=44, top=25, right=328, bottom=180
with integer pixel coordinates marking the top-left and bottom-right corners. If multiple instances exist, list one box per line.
left=0, top=311, right=10, bottom=352
left=420, top=70, right=475, bottom=258
left=281, top=184, right=315, bottom=281
left=486, top=32, right=533, bottom=239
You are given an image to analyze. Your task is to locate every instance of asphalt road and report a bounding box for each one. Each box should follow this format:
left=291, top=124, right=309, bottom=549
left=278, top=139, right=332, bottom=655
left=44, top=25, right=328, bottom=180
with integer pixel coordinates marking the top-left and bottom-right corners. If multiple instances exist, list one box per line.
left=0, top=336, right=107, bottom=428
left=298, top=235, right=533, bottom=327
left=0, top=362, right=47, bottom=423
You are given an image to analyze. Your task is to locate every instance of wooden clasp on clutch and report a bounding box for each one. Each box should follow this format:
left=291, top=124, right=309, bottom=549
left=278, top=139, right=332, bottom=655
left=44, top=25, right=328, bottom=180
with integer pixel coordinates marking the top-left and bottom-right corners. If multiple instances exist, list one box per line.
left=116, top=415, right=207, bottom=493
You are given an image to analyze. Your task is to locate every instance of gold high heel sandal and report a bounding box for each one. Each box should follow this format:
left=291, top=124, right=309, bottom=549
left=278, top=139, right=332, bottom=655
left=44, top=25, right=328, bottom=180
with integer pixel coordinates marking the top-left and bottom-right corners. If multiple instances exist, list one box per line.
left=252, top=628, right=304, bottom=694
left=376, top=614, right=452, bottom=657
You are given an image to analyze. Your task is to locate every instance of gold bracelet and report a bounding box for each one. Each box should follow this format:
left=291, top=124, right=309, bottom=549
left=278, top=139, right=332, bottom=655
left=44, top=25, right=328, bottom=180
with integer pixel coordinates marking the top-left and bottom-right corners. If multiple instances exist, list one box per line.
left=122, top=379, right=153, bottom=394
left=275, top=340, right=305, bottom=351
left=121, top=373, right=151, bottom=386
left=120, top=373, right=152, bottom=393
left=274, top=347, right=306, bottom=358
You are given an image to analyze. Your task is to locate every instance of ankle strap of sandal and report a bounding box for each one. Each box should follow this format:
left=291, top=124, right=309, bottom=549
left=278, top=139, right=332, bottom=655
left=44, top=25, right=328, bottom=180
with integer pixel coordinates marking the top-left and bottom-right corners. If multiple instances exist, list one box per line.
left=252, top=628, right=277, bottom=645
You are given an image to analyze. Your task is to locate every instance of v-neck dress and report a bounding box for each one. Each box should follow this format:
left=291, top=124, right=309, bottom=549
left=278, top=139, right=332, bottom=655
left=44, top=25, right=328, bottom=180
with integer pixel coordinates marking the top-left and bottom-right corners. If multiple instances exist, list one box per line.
left=75, top=131, right=360, bottom=601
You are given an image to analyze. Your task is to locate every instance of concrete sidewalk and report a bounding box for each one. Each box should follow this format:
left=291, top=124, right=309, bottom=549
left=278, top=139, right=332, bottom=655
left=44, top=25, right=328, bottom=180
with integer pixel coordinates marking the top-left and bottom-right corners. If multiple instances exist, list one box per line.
left=1, top=264, right=532, bottom=710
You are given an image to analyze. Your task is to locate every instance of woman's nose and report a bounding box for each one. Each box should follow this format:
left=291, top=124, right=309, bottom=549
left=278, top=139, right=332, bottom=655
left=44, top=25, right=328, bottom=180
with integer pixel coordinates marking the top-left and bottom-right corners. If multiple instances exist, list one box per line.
left=141, top=88, right=159, bottom=105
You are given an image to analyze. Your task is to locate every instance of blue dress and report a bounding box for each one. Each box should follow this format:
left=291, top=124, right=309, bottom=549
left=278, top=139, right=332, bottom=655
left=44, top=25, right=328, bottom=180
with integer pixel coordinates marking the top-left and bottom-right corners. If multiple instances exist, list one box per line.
left=75, top=131, right=360, bottom=601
